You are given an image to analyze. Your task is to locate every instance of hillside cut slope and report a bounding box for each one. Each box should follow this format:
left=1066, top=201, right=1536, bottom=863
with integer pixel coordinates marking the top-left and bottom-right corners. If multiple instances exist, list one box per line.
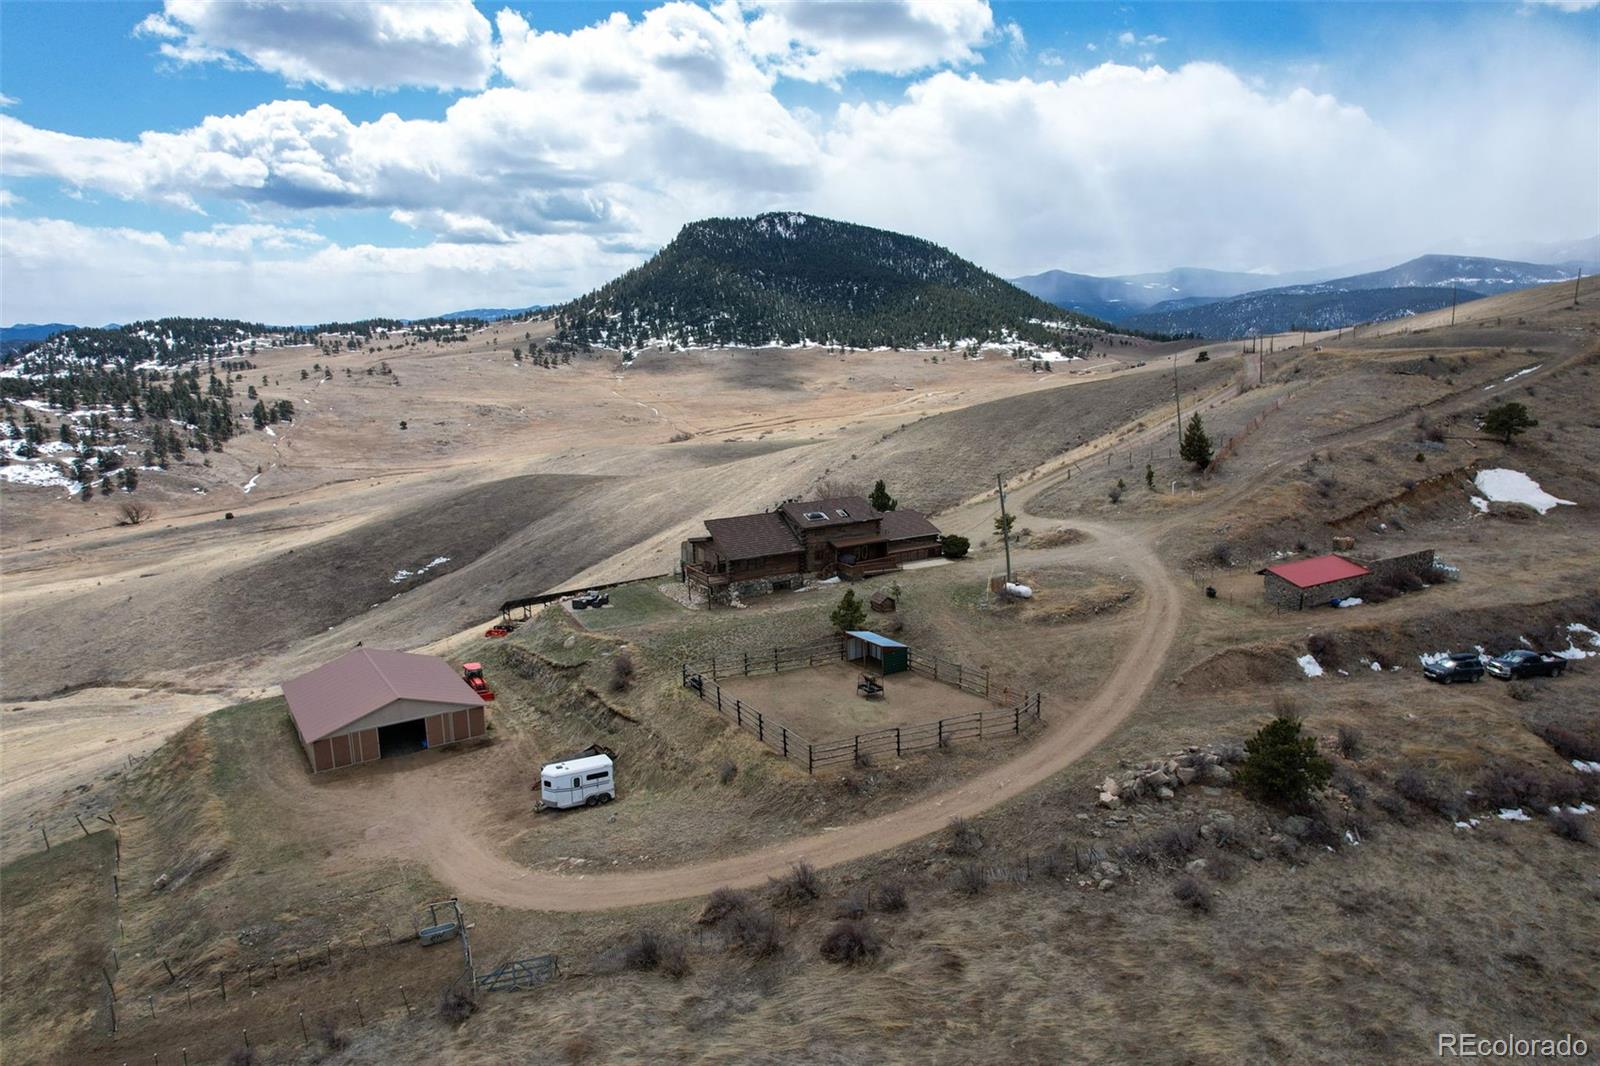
left=551, top=212, right=1107, bottom=350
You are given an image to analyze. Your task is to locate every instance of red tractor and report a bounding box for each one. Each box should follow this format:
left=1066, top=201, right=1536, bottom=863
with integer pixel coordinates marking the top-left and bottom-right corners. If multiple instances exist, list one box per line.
left=462, top=663, right=495, bottom=701
left=484, top=623, right=513, bottom=638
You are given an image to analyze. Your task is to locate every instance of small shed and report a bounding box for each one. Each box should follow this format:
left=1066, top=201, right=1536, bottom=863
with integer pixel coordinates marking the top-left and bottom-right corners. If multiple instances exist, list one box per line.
left=844, top=630, right=909, bottom=674
left=1260, top=555, right=1371, bottom=611
left=869, top=590, right=896, bottom=613
left=282, top=648, right=488, bottom=773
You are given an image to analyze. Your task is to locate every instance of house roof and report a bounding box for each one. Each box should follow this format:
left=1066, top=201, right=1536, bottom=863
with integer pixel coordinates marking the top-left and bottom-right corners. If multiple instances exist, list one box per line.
left=1263, top=555, right=1371, bottom=589
left=879, top=509, right=940, bottom=542
left=703, top=511, right=802, bottom=561
left=779, top=497, right=881, bottom=529
left=846, top=630, right=908, bottom=649
left=282, top=648, right=482, bottom=742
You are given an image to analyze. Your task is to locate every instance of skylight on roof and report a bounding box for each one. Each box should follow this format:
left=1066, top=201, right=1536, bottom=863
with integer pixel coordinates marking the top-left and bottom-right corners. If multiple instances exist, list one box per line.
left=803, top=511, right=828, bottom=521
left=836, top=509, right=850, bottom=518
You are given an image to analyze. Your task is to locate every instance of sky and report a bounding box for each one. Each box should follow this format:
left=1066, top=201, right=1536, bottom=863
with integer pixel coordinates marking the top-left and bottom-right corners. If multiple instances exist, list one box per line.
left=1, top=0, right=1597, bottom=325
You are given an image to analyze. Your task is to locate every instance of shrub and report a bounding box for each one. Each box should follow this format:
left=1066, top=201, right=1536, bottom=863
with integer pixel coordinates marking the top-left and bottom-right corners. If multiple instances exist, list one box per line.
left=116, top=501, right=154, bottom=526
left=770, top=862, right=823, bottom=906
left=718, top=761, right=738, bottom=786
left=1108, top=480, right=1124, bottom=504
left=609, top=650, right=635, bottom=693
left=224, top=1050, right=259, bottom=1066
left=1548, top=810, right=1592, bottom=844
left=439, top=989, right=477, bottom=1025
left=873, top=881, right=908, bottom=913
left=1533, top=717, right=1600, bottom=762
left=699, top=887, right=751, bottom=925
left=1305, top=633, right=1343, bottom=671
left=1336, top=725, right=1363, bottom=760
left=318, top=1020, right=349, bottom=1052
left=833, top=891, right=867, bottom=920
left=729, top=906, right=783, bottom=958
left=940, top=534, right=970, bottom=559
left=1235, top=717, right=1333, bottom=808
left=1173, top=875, right=1213, bottom=913
left=618, top=929, right=686, bottom=974
left=1210, top=541, right=1233, bottom=567
left=952, top=863, right=989, bottom=896
left=1155, top=824, right=1201, bottom=864
left=1392, top=767, right=1463, bottom=819
left=819, top=920, right=882, bottom=965
left=946, top=817, right=984, bottom=856
left=1507, top=681, right=1537, bottom=703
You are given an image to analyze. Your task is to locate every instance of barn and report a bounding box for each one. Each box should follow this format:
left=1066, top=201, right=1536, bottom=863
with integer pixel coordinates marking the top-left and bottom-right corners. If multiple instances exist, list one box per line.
left=282, top=648, right=488, bottom=773
left=1260, top=555, right=1371, bottom=610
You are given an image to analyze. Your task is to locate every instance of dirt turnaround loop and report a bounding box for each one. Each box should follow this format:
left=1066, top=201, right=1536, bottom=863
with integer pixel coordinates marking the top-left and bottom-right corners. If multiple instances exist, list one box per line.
left=401, top=518, right=1178, bottom=911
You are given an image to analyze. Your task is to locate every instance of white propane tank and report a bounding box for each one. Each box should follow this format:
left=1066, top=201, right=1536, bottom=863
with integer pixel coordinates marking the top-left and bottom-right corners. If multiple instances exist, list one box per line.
left=1003, top=582, right=1033, bottom=599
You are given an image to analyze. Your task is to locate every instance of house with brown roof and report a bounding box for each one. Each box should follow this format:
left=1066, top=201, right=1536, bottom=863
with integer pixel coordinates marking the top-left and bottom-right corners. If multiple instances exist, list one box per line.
left=679, top=496, right=941, bottom=603
left=282, top=648, right=488, bottom=772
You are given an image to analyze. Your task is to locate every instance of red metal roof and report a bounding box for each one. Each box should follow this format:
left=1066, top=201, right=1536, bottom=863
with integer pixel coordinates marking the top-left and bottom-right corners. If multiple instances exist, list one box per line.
left=1263, top=555, right=1370, bottom=589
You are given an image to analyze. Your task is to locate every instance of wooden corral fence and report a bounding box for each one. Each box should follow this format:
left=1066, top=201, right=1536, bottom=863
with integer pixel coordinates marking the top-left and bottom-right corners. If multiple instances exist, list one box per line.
left=679, top=637, right=1043, bottom=774
left=1206, top=393, right=1293, bottom=475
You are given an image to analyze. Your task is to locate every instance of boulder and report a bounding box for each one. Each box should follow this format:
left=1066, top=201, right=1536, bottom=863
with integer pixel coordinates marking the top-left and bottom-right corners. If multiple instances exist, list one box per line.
left=1205, top=765, right=1233, bottom=786
left=1185, top=859, right=1208, bottom=875
left=1282, top=815, right=1313, bottom=840
left=1098, top=792, right=1121, bottom=809
left=1101, top=776, right=1120, bottom=797
left=1175, top=767, right=1198, bottom=786
left=1157, top=786, right=1176, bottom=801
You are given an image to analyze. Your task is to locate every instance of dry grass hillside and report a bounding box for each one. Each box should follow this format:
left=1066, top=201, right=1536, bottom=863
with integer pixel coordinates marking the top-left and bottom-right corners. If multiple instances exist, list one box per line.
left=2, top=279, right=1598, bottom=1064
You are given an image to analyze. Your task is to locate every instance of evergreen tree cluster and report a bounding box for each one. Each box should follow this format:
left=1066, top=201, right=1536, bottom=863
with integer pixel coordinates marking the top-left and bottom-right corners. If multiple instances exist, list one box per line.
left=550, top=214, right=1110, bottom=351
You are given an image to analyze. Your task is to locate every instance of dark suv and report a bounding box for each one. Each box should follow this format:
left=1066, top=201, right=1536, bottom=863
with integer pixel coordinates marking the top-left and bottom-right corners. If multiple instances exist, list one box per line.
left=1423, top=652, right=1484, bottom=684
left=1485, top=650, right=1567, bottom=680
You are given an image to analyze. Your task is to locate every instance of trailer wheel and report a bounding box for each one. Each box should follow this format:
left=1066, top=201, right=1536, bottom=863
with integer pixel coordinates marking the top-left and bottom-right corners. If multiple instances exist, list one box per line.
left=599, top=793, right=613, bottom=805
left=585, top=795, right=600, bottom=807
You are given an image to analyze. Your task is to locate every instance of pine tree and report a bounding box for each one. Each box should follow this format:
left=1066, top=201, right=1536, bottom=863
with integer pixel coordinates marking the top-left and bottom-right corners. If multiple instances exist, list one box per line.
left=1235, top=716, right=1332, bottom=808
left=869, top=479, right=898, bottom=512
left=1481, top=401, right=1537, bottom=445
left=830, top=589, right=867, bottom=633
left=1180, top=413, right=1213, bottom=470
left=1145, top=463, right=1155, bottom=490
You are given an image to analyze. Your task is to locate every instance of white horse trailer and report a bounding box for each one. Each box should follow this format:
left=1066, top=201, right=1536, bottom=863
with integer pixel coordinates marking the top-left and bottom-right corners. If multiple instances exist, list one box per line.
left=538, top=753, right=616, bottom=810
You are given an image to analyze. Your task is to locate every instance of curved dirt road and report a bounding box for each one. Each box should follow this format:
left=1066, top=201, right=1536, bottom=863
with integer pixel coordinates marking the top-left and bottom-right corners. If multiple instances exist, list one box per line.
left=387, top=516, right=1179, bottom=911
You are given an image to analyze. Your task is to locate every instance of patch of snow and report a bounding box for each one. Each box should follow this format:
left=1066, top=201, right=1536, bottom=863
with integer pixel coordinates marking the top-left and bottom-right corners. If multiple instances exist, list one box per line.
left=1553, top=623, right=1600, bottom=660
left=1496, top=808, right=1531, bottom=822
left=1453, top=819, right=1479, bottom=830
left=1418, top=650, right=1452, bottom=667
left=1502, top=364, right=1541, bottom=382
left=1473, top=469, right=1574, bottom=515
left=1469, top=496, right=1489, bottom=513
left=265, top=426, right=276, bottom=437
left=1334, top=597, right=1363, bottom=608
left=241, top=474, right=260, bottom=494
left=1370, top=661, right=1383, bottom=672
left=390, top=555, right=451, bottom=584
left=1296, top=654, right=1324, bottom=678
left=1561, top=802, right=1595, bottom=815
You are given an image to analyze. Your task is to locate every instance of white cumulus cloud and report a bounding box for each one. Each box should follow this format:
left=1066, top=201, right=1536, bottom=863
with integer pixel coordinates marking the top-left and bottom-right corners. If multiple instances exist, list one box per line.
left=136, top=0, right=496, bottom=91
left=741, top=0, right=996, bottom=83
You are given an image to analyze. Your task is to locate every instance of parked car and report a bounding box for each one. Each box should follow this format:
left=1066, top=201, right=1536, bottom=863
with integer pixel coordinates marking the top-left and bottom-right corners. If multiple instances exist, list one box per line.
left=1485, top=649, right=1567, bottom=680
left=1423, top=652, right=1485, bottom=684
left=571, top=590, right=610, bottom=610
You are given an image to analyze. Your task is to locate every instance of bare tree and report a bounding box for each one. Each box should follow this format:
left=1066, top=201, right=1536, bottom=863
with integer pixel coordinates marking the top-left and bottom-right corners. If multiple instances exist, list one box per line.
left=116, top=501, right=155, bottom=526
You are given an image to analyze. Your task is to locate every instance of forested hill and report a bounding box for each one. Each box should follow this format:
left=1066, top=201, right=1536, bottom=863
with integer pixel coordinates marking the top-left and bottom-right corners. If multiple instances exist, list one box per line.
left=550, top=213, right=1112, bottom=351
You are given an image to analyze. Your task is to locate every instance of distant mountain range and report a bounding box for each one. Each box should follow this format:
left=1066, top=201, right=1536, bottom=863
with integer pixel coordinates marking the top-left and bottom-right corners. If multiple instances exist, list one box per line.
left=1014, top=252, right=1588, bottom=337
left=431, top=306, right=541, bottom=322
left=549, top=212, right=1108, bottom=351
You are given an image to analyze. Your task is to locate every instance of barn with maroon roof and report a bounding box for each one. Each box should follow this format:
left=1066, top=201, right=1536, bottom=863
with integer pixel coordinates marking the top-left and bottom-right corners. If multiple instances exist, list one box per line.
left=282, top=648, right=488, bottom=772
left=1260, top=554, right=1372, bottom=610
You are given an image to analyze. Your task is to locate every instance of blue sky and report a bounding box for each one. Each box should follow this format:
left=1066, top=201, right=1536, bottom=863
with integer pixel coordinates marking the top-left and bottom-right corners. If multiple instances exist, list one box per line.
left=1, top=0, right=1596, bottom=324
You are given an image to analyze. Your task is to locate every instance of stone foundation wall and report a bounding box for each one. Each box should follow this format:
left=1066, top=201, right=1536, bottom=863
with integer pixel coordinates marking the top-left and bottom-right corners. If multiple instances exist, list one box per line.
left=1361, top=549, right=1437, bottom=585
left=1263, top=573, right=1368, bottom=610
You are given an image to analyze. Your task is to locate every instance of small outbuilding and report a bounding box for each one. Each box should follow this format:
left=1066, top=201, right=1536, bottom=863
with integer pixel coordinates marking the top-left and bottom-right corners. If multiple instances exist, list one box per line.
left=869, top=590, right=897, bottom=613
left=844, top=630, right=909, bottom=675
left=282, top=648, right=488, bottom=773
left=1260, top=555, right=1371, bottom=611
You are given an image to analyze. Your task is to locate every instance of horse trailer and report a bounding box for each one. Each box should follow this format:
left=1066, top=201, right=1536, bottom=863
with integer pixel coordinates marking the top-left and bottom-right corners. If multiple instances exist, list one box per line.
left=537, top=753, right=616, bottom=810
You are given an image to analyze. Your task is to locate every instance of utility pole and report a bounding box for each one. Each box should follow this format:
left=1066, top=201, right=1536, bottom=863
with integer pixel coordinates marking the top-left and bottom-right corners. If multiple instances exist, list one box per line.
left=1576, top=268, right=1584, bottom=307
left=1450, top=285, right=1458, bottom=326
left=1172, top=354, right=1182, bottom=448
left=996, top=474, right=1013, bottom=585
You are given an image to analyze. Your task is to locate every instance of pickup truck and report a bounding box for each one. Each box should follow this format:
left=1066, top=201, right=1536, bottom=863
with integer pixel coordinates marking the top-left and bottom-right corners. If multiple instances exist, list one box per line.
left=1485, top=649, right=1567, bottom=680
left=1423, top=652, right=1484, bottom=684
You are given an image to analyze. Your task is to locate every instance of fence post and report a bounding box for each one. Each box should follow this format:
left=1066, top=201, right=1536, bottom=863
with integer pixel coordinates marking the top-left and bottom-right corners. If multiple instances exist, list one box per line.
left=757, top=712, right=764, bottom=742
left=938, top=720, right=944, bottom=748
left=743, top=651, right=749, bottom=675
left=774, top=647, right=779, bottom=672
left=717, top=688, right=722, bottom=714
left=736, top=702, right=742, bottom=728
left=985, top=672, right=990, bottom=697
left=934, top=659, right=939, bottom=682
left=1014, top=706, right=1020, bottom=734
left=896, top=727, right=901, bottom=757
left=808, top=745, right=813, bottom=774
left=957, top=663, right=963, bottom=689
left=782, top=727, right=788, bottom=757
left=853, top=735, right=859, bottom=763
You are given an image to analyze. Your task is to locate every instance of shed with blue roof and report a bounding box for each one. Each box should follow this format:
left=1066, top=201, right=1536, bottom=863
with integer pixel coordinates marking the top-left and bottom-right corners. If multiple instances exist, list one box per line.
left=844, top=630, right=909, bottom=675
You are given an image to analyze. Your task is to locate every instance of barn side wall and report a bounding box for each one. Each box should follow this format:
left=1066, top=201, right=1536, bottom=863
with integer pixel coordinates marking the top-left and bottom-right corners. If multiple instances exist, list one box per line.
left=304, top=699, right=488, bottom=773
left=1263, top=573, right=1368, bottom=610
left=1361, top=549, right=1437, bottom=586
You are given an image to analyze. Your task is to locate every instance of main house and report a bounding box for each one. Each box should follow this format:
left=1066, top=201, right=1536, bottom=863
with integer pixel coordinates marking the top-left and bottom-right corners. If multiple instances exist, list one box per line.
left=680, top=496, right=941, bottom=603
